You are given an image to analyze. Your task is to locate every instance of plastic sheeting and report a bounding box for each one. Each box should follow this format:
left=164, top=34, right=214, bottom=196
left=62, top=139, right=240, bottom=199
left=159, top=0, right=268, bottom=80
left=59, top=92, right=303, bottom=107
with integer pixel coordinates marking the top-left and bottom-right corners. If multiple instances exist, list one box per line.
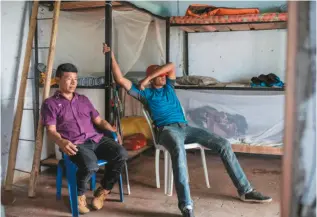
left=38, top=6, right=165, bottom=76
left=176, top=89, right=285, bottom=146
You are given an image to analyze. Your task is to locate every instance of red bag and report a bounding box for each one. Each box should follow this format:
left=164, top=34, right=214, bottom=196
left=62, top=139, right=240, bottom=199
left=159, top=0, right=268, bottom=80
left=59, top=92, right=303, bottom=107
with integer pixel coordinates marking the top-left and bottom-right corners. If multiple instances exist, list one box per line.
left=123, top=133, right=147, bottom=151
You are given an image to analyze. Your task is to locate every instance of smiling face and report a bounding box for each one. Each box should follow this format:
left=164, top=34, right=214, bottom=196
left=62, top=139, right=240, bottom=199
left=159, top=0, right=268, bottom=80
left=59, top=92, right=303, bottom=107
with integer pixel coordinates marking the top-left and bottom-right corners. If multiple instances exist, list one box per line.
left=58, top=72, right=78, bottom=94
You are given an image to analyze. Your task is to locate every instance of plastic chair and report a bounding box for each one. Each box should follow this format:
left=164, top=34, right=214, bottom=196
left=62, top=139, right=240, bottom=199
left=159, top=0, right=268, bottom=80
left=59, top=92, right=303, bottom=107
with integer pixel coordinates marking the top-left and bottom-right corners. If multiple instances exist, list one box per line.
left=142, top=107, right=210, bottom=196
left=56, top=133, right=124, bottom=217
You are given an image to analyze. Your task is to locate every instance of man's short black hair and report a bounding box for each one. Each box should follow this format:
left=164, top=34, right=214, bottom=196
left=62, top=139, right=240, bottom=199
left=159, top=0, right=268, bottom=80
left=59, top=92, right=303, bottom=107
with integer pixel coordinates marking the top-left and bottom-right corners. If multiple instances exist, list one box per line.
left=55, top=63, right=78, bottom=77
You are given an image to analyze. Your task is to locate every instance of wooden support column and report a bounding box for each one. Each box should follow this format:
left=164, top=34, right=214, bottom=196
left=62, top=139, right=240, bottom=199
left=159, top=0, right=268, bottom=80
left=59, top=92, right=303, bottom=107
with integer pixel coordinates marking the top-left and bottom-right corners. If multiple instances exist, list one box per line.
left=28, top=0, right=61, bottom=197
left=282, top=2, right=315, bottom=217
left=5, top=0, right=39, bottom=191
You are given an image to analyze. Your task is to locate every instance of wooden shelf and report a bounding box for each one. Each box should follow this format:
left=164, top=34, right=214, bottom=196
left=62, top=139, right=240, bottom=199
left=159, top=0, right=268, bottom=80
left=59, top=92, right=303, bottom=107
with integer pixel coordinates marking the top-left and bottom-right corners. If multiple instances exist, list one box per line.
left=170, top=13, right=288, bottom=33
left=232, top=144, right=283, bottom=155
left=177, top=22, right=286, bottom=33
left=175, top=85, right=285, bottom=91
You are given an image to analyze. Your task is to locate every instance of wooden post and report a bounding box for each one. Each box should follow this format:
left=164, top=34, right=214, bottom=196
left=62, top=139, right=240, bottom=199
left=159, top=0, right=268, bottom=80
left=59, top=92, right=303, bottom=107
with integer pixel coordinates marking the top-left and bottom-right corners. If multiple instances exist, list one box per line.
left=281, top=2, right=298, bottom=216
left=282, top=2, right=314, bottom=217
left=28, top=0, right=61, bottom=197
left=4, top=0, right=39, bottom=191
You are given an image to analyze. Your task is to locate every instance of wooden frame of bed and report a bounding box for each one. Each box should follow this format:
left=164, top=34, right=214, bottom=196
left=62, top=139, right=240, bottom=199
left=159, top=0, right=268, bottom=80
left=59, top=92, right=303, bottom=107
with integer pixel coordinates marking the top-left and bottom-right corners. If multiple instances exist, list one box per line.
left=166, top=11, right=288, bottom=156
left=36, top=1, right=164, bottom=167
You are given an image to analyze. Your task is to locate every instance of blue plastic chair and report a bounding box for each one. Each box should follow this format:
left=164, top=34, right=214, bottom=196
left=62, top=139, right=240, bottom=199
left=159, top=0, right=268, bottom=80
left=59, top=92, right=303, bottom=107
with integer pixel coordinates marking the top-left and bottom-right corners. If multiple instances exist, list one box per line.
left=56, top=133, right=124, bottom=217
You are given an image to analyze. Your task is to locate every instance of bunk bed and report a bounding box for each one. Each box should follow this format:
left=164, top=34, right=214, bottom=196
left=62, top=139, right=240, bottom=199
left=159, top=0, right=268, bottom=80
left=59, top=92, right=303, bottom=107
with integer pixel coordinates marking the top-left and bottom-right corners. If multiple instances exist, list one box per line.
left=166, top=11, right=288, bottom=155
left=37, top=1, right=163, bottom=167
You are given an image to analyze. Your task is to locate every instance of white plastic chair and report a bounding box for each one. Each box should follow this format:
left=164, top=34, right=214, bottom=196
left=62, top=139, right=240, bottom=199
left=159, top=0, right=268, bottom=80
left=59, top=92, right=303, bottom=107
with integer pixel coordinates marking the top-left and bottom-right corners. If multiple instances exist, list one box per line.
left=142, top=107, right=210, bottom=196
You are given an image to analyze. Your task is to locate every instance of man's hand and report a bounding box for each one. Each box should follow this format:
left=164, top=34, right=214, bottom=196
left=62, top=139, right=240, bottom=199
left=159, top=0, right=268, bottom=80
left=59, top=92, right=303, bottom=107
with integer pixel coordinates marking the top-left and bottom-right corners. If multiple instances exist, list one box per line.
left=60, top=139, right=78, bottom=156
left=108, top=124, right=117, bottom=132
left=108, top=125, right=122, bottom=145
left=103, top=43, right=114, bottom=57
left=139, top=77, right=150, bottom=90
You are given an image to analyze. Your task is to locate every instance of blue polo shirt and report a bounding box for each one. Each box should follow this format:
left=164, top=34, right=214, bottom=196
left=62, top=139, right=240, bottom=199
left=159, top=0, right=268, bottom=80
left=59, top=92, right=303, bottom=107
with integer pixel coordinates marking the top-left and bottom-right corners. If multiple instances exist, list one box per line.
left=128, top=78, right=187, bottom=127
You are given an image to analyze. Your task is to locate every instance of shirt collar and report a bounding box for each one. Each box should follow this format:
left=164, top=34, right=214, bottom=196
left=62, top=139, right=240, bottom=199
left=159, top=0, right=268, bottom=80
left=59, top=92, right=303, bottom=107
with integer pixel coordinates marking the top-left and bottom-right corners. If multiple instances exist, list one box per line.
left=54, top=90, right=78, bottom=100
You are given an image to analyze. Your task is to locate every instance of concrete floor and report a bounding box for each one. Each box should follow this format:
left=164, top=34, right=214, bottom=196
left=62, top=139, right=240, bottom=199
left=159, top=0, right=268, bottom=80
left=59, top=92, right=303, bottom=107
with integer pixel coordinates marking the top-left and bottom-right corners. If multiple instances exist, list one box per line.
left=3, top=150, right=281, bottom=217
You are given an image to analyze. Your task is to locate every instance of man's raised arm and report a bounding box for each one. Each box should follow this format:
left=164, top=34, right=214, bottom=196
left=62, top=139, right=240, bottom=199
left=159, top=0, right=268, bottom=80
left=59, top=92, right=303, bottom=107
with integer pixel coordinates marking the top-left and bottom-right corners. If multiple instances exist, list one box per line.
left=146, top=63, right=176, bottom=81
left=103, top=43, right=132, bottom=91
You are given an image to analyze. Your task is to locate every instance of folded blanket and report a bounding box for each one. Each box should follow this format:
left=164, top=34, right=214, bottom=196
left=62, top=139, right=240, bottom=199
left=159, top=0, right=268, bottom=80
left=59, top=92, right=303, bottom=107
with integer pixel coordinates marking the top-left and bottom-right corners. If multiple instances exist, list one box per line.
left=176, top=75, right=218, bottom=86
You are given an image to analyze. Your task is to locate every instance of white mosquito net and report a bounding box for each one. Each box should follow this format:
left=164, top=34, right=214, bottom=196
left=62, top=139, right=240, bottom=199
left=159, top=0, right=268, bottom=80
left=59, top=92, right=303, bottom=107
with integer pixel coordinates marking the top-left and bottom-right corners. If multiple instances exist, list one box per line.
left=37, top=5, right=165, bottom=77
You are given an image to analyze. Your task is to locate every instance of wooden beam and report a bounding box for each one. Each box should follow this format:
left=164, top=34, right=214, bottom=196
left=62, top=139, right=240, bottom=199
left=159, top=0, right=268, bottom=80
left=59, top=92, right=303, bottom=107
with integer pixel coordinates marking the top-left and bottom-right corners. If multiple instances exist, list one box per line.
left=4, top=0, right=39, bottom=191
left=180, top=26, right=195, bottom=33
left=281, top=2, right=298, bottom=216
left=231, top=144, right=283, bottom=155
left=28, top=0, right=61, bottom=198
left=59, top=1, right=122, bottom=11
left=249, top=22, right=287, bottom=31
left=227, top=24, right=250, bottom=31
left=282, top=2, right=313, bottom=217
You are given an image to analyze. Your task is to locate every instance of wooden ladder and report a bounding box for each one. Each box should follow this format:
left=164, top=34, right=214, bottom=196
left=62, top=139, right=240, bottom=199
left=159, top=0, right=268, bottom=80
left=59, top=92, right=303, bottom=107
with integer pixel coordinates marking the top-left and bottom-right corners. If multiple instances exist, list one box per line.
left=4, top=0, right=61, bottom=198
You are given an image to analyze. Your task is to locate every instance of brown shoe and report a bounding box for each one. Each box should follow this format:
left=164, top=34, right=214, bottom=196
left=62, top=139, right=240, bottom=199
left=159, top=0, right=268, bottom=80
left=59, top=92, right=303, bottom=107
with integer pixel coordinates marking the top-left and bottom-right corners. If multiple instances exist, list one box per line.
left=78, top=195, right=90, bottom=214
left=91, top=186, right=109, bottom=210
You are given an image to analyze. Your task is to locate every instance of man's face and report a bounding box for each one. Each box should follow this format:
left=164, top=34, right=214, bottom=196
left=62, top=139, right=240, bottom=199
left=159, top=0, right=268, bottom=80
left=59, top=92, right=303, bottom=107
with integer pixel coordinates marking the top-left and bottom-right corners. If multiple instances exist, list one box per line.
left=58, top=72, right=78, bottom=94
left=152, top=74, right=166, bottom=87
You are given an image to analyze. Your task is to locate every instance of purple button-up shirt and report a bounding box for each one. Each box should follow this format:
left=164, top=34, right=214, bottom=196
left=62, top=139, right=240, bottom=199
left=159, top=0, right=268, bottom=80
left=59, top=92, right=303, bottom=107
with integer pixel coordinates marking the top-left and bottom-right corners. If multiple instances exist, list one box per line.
left=41, top=91, right=103, bottom=145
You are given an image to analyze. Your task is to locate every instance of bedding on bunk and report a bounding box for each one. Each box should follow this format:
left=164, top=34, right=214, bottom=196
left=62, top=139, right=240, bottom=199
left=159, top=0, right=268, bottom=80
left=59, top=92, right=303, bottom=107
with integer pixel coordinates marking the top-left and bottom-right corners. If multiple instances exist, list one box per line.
left=170, top=12, right=287, bottom=25
left=175, top=75, right=283, bottom=88
left=185, top=4, right=260, bottom=17
left=176, top=89, right=284, bottom=146
left=176, top=75, right=219, bottom=86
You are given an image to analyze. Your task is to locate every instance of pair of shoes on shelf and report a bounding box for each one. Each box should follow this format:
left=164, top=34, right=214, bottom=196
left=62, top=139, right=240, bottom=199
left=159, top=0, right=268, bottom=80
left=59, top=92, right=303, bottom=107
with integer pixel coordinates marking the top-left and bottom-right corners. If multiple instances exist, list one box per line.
left=251, top=73, right=284, bottom=88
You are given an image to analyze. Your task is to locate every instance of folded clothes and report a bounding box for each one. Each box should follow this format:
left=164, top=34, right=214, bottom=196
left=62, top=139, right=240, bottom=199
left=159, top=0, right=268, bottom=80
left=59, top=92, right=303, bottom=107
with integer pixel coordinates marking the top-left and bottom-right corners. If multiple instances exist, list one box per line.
left=185, top=4, right=259, bottom=17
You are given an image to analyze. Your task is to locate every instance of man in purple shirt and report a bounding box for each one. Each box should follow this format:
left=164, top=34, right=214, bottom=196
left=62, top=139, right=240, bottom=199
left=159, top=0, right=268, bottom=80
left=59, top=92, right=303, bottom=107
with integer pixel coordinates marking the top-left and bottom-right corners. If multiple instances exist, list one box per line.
left=41, top=63, right=128, bottom=214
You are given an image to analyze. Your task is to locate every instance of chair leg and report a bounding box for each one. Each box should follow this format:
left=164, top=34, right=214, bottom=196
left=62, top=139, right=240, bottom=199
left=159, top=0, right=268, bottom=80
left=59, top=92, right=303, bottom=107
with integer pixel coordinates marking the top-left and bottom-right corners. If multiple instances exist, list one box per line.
left=164, top=150, right=168, bottom=195
left=155, top=149, right=160, bottom=189
left=167, top=153, right=173, bottom=197
left=187, top=161, right=190, bottom=183
left=200, top=148, right=210, bottom=188
left=65, top=159, right=79, bottom=217
left=118, top=174, right=124, bottom=202
left=90, top=173, right=96, bottom=191
left=124, top=162, right=131, bottom=195
left=56, top=160, right=63, bottom=200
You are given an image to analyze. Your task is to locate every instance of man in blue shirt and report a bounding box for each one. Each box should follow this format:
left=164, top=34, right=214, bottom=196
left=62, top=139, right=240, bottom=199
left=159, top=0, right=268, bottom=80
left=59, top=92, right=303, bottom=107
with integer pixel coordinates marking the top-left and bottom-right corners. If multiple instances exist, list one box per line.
left=103, top=44, right=272, bottom=217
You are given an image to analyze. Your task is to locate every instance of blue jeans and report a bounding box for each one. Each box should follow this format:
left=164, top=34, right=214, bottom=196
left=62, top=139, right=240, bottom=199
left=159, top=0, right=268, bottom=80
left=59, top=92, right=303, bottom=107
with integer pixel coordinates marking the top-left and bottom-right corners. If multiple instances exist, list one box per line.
left=158, top=124, right=253, bottom=211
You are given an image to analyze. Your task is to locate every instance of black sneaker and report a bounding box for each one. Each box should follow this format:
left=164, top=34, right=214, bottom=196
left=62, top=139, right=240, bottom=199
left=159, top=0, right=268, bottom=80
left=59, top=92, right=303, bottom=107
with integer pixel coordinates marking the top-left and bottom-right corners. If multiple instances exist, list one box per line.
left=181, top=208, right=195, bottom=217
left=240, top=190, right=272, bottom=203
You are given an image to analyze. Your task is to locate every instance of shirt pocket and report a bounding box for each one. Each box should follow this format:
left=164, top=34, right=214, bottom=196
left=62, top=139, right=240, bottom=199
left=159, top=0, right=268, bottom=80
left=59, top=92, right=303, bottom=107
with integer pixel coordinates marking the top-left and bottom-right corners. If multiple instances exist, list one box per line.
left=77, top=104, right=91, bottom=118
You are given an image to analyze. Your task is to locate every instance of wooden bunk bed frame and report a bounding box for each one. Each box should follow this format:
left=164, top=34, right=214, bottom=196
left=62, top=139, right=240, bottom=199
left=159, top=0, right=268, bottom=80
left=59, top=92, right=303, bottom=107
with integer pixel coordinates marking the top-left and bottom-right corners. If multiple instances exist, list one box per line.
left=166, top=12, right=288, bottom=156
left=33, top=1, right=161, bottom=165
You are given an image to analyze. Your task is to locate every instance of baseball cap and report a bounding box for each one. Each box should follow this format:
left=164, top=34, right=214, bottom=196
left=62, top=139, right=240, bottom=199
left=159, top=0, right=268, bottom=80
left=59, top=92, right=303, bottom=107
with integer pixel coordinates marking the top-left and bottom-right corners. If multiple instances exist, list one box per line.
left=146, top=65, right=167, bottom=77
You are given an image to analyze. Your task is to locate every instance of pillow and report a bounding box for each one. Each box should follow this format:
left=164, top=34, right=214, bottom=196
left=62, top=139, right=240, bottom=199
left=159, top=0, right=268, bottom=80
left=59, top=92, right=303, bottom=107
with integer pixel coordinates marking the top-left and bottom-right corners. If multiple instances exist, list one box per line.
left=176, top=75, right=218, bottom=86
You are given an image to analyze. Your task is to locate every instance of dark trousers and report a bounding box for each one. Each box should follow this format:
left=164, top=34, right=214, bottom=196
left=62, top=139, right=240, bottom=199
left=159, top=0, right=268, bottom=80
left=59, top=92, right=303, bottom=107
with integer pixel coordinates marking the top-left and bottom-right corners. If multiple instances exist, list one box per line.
left=70, top=136, right=128, bottom=196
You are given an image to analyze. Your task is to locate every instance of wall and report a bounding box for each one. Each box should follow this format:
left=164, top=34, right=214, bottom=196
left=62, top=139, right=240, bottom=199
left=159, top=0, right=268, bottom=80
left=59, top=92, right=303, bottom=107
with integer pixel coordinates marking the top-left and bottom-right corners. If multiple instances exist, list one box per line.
left=1, top=1, right=52, bottom=183
left=188, top=30, right=287, bottom=82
